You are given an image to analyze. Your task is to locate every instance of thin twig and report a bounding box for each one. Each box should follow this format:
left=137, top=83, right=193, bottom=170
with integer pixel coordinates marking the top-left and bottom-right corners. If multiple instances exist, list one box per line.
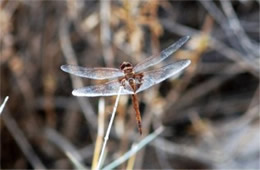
left=103, top=126, right=164, bottom=170
left=96, top=86, right=123, bottom=170
left=0, top=96, right=9, bottom=115
left=92, top=98, right=105, bottom=170
left=126, top=149, right=137, bottom=170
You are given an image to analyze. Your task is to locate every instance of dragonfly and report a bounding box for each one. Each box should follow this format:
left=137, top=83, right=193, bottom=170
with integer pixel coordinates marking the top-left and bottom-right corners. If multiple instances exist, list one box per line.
left=61, top=36, right=191, bottom=135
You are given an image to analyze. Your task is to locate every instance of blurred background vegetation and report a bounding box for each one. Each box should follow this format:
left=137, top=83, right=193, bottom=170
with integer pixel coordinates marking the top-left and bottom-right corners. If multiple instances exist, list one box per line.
left=0, top=0, right=259, bottom=169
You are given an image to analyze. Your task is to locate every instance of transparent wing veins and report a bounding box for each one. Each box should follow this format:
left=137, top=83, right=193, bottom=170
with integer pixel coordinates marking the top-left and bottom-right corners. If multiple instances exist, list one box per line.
left=61, top=65, right=124, bottom=80
left=136, top=59, right=191, bottom=93
left=72, top=79, right=134, bottom=97
left=134, top=36, right=190, bottom=72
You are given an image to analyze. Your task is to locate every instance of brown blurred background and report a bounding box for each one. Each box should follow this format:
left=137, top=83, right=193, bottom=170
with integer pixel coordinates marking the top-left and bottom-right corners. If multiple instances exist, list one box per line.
left=0, top=0, right=259, bottom=169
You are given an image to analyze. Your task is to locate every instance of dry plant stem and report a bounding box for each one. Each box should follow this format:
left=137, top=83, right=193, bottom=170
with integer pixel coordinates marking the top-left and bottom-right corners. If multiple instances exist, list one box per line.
left=45, top=128, right=87, bottom=169
left=200, top=1, right=258, bottom=66
left=0, top=96, right=9, bottom=114
left=199, top=1, right=241, bottom=50
left=220, top=1, right=258, bottom=57
left=118, top=106, right=135, bottom=169
left=59, top=18, right=97, bottom=130
left=2, top=112, right=45, bottom=169
left=96, top=86, right=123, bottom=170
left=103, top=126, right=164, bottom=170
left=100, top=0, right=114, bottom=67
left=161, top=18, right=259, bottom=75
left=126, top=145, right=137, bottom=170
left=92, top=98, right=105, bottom=170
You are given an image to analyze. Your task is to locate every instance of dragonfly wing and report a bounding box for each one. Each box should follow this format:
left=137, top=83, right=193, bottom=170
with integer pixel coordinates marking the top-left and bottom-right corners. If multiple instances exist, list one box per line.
left=134, top=36, right=190, bottom=72
left=72, top=79, right=134, bottom=97
left=61, top=65, right=124, bottom=80
left=136, top=59, right=191, bottom=93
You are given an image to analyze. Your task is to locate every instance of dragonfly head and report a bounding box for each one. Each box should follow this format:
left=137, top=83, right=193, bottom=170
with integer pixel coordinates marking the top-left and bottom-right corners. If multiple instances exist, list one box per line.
left=120, top=61, right=133, bottom=71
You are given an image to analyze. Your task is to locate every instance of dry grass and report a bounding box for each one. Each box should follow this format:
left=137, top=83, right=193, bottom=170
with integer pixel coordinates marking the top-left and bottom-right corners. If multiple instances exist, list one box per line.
left=0, top=0, right=259, bottom=169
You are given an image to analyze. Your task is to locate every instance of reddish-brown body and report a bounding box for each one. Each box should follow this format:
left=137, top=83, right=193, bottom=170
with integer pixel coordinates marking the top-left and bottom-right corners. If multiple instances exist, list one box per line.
left=119, top=62, right=144, bottom=135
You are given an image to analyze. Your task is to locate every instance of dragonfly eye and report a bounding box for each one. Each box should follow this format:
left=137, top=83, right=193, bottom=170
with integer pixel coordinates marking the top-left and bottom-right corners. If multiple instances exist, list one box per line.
left=120, top=62, right=133, bottom=70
